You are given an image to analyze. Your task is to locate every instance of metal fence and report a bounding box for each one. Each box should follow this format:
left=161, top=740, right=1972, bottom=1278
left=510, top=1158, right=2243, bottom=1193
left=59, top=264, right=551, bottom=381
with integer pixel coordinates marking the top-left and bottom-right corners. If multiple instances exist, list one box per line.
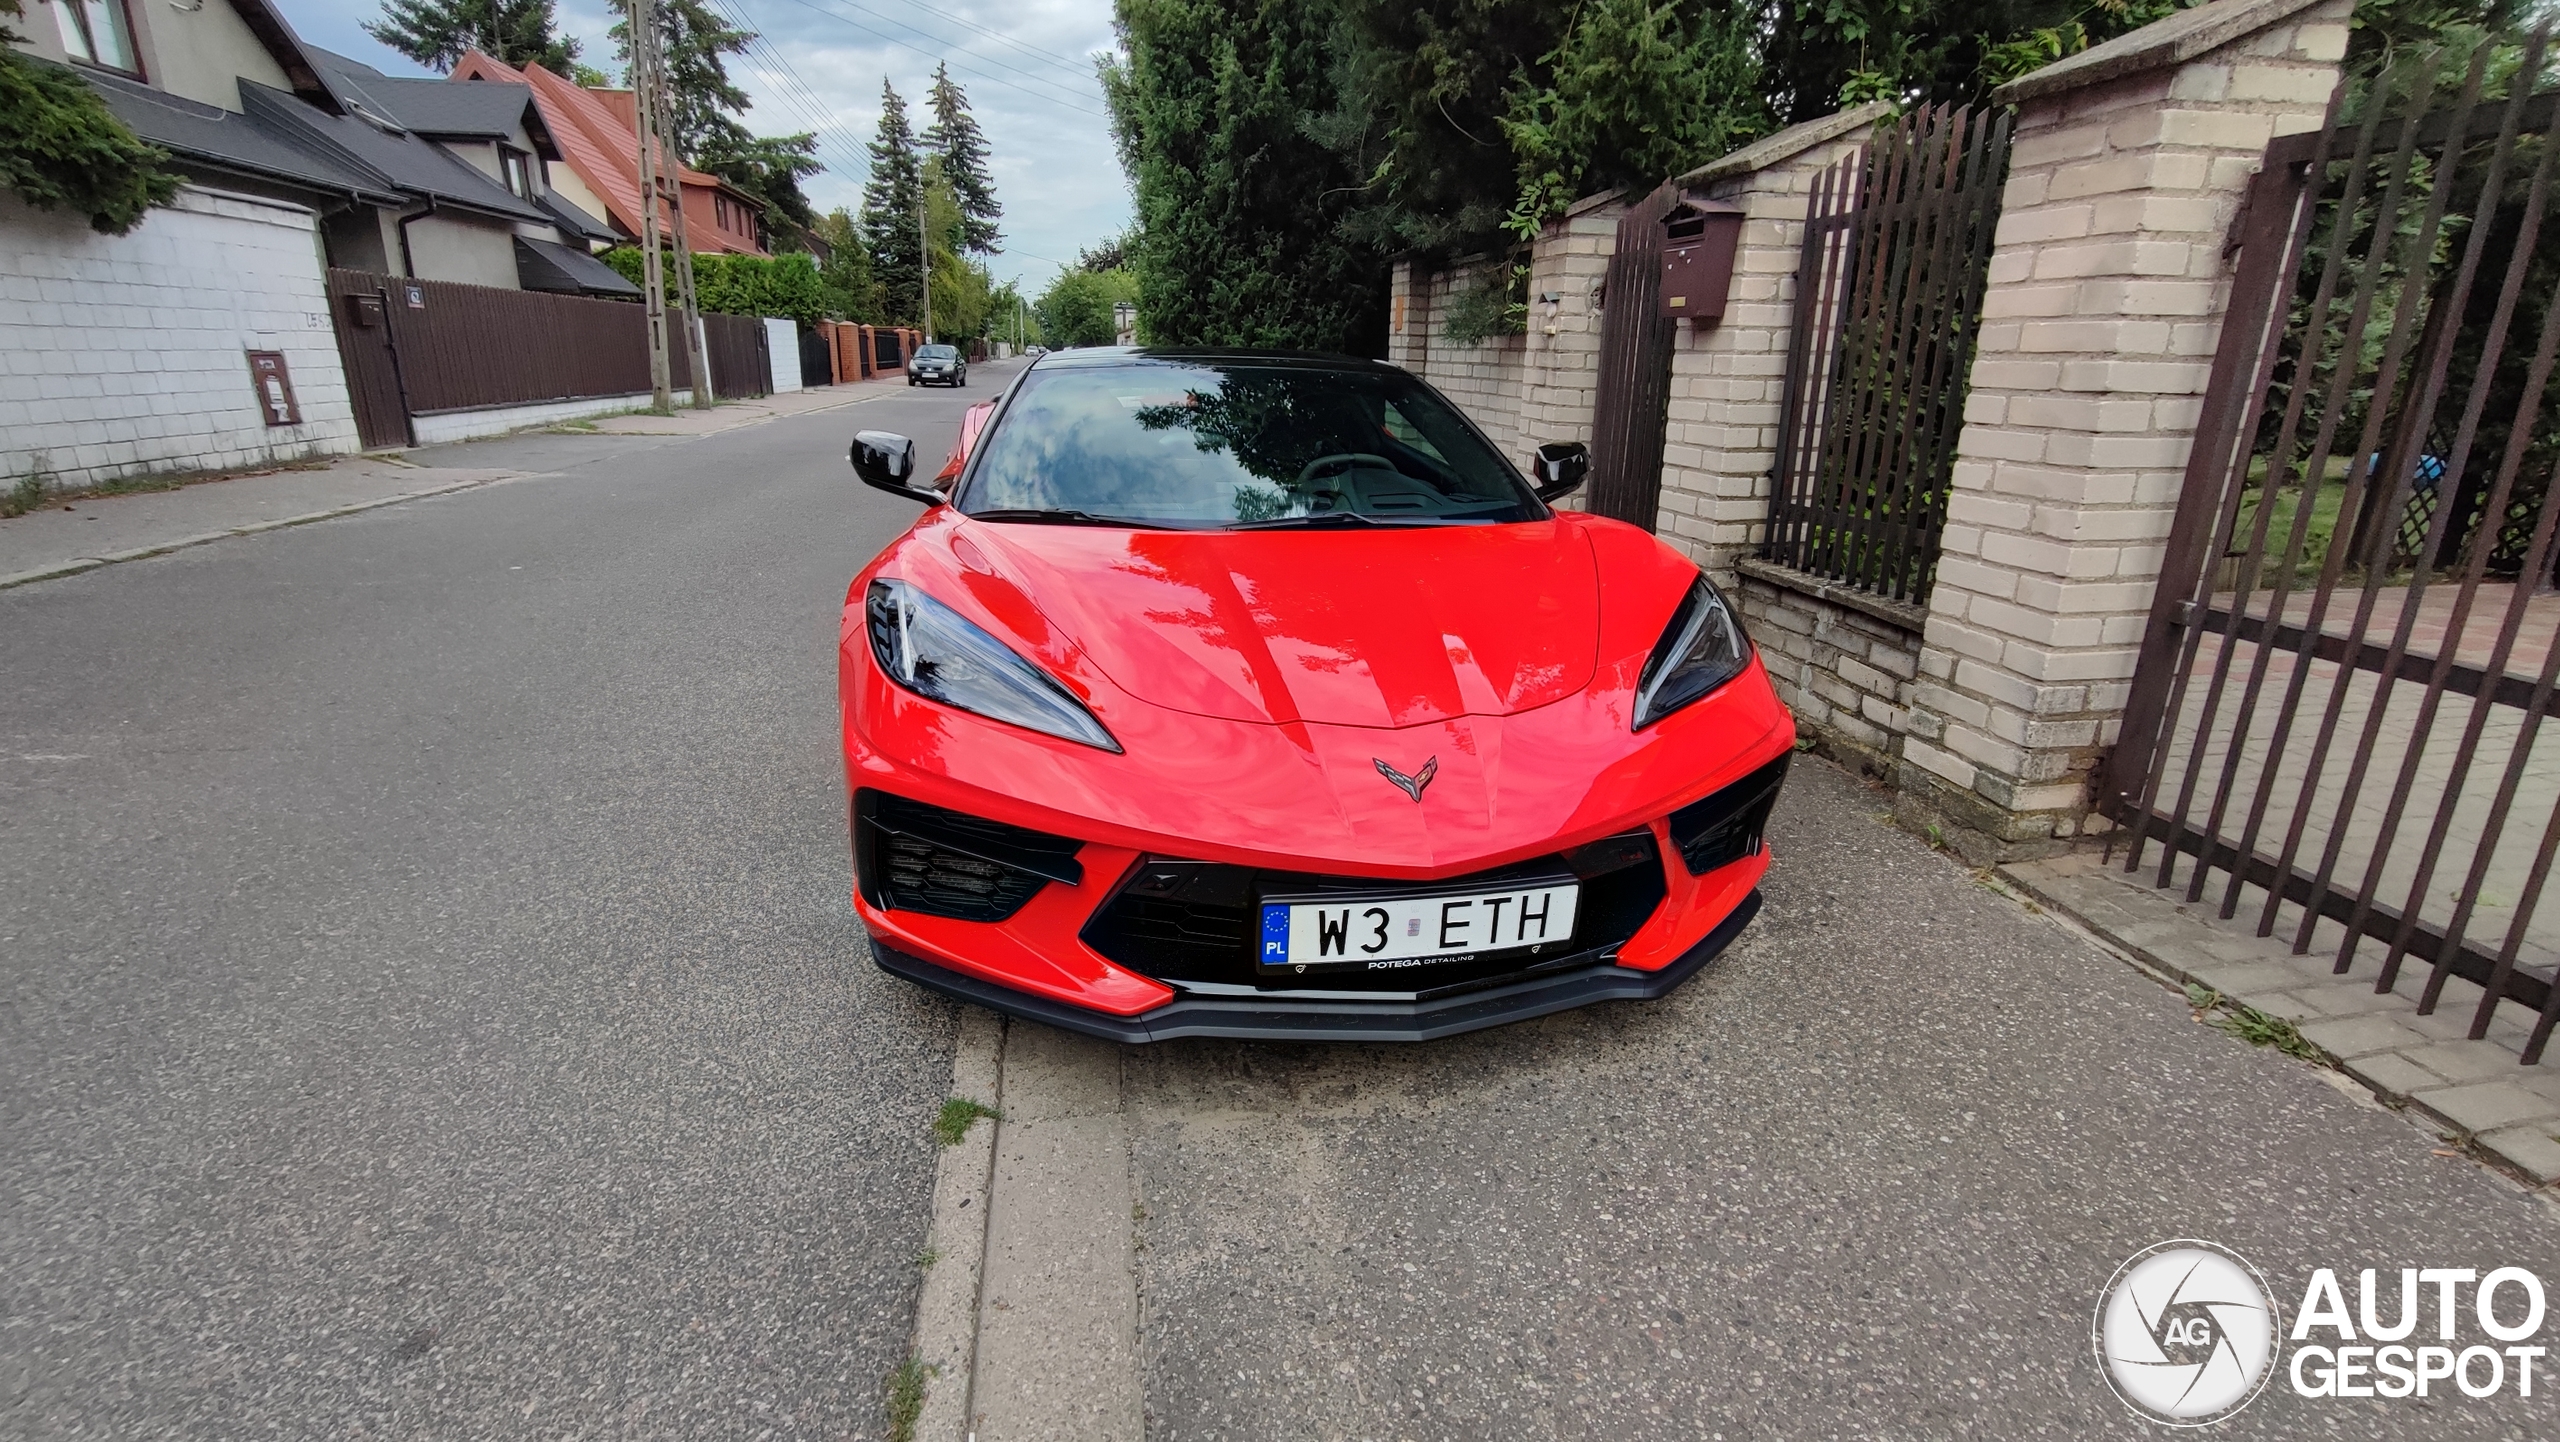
left=2105, top=32, right=2560, bottom=1061
left=1765, top=104, right=2009, bottom=605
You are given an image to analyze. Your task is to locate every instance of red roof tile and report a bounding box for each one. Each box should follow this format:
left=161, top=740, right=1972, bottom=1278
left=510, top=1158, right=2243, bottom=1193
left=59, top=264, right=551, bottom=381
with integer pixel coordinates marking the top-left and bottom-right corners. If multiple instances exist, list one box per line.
left=453, top=49, right=765, bottom=256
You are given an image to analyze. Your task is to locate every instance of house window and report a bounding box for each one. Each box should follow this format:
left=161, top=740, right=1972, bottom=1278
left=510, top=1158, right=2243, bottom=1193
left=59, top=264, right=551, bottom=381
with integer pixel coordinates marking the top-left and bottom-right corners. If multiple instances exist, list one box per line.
left=51, top=0, right=139, bottom=74
left=499, top=147, right=533, bottom=200
left=714, top=196, right=730, bottom=232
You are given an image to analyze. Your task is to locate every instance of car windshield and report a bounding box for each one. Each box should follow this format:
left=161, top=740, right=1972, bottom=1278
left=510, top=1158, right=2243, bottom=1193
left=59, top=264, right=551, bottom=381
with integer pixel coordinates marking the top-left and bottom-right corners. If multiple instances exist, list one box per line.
left=917, top=346, right=957, bottom=360
left=958, top=360, right=1541, bottom=528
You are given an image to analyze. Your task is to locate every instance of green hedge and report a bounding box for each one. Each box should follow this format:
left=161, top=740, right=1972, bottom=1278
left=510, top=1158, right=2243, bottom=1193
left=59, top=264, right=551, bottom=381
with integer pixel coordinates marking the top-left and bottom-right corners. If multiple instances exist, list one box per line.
left=599, top=248, right=826, bottom=328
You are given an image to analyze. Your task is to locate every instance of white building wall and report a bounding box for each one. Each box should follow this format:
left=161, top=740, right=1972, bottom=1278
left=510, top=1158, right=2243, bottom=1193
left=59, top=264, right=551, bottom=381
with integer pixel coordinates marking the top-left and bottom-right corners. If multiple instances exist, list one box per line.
left=1, top=186, right=361, bottom=492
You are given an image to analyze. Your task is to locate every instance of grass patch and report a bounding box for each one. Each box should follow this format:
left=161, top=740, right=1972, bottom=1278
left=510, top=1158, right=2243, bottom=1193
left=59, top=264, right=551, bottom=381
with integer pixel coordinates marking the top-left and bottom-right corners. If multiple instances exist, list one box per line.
left=932, top=1097, right=999, bottom=1147
left=884, top=1356, right=933, bottom=1442
left=915, top=1246, right=941, bottom=1269
left=2, top=473, right=45, bottom=518
left=2185, top=983, right=2322, bottom=1062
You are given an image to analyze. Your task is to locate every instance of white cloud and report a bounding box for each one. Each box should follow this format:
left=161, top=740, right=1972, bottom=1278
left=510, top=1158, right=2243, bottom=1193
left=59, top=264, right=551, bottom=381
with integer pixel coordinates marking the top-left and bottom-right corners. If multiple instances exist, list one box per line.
left=274, top=0, right=1131, bottom=291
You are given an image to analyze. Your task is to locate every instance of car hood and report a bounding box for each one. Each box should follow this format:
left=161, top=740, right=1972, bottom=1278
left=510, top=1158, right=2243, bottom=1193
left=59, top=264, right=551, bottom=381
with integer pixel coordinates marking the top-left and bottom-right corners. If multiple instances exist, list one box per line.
left=948, top=519, right=1600, bottom=728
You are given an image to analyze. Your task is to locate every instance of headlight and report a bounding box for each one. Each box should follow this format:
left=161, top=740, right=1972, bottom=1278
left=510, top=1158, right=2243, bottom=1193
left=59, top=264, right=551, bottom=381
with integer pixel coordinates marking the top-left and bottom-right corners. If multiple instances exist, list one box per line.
left=1632, top=576, right=1750, bottom=730
left=866, top=578, right=1122, bottom=752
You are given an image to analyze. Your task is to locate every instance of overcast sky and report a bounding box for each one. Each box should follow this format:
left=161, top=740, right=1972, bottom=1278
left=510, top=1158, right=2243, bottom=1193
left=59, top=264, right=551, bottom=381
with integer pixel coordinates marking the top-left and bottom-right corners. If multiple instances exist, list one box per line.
left=273, top=0, right=1132, bottom=294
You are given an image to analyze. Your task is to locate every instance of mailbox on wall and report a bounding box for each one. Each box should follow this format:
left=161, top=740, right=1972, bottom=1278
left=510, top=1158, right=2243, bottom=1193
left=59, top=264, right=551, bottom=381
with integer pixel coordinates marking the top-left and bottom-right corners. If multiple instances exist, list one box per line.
left=1660, top=197, right=1745, bottom=325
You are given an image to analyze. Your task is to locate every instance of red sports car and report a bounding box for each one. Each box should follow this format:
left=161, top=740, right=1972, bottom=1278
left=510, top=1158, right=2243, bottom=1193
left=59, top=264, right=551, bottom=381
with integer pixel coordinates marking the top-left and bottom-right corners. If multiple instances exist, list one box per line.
left=840, top=349, right=1792, bottom=1042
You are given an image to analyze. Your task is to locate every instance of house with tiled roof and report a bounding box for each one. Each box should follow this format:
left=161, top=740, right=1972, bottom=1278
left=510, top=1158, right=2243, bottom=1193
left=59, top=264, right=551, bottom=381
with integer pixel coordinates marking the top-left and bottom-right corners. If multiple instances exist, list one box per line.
left=452, top=49, right=769, bottom=258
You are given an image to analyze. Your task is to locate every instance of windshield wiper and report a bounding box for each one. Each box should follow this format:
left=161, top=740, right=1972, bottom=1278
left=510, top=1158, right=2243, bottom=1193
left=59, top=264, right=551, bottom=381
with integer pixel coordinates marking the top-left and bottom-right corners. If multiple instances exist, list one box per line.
left=965, top=507, right=1174, bottom=530
left=1229, top=512, right=1447, bottom=530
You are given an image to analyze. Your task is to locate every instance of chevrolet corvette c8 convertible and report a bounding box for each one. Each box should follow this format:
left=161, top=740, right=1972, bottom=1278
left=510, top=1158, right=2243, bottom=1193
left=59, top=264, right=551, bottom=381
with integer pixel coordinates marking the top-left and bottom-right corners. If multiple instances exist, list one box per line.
left=841, top=348, right=1792, bottom=1042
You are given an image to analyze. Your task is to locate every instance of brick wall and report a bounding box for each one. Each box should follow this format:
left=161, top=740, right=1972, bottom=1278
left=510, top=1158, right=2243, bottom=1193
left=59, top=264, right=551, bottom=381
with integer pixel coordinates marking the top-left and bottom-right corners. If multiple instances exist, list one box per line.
left=1388, top=256, right=1528, bottom=463
left=1, top=186, right=360, bottom=491
left=1905, top=0, right=2348, bottom=846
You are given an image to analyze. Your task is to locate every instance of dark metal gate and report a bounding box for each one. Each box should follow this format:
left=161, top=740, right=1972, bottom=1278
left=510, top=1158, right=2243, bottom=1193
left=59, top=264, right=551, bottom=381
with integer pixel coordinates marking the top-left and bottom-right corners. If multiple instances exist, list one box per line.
left=1587, top=183, right=1685, bottom=528
left=2104, top=33, right=2560, bottom=1061
left=1764, top=104, right=2009, bottom=604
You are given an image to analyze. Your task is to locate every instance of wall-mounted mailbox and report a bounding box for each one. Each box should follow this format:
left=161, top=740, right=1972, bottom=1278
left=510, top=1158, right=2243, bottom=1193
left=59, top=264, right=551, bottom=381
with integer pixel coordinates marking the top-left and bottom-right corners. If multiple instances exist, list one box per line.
left=1660, top=198, right=1745, bottom=325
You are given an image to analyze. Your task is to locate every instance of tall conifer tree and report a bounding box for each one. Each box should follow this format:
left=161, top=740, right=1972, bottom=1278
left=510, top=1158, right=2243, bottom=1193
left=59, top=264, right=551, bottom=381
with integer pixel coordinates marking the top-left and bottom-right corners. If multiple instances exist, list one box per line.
left=921, top=64, right=1002, bottom=255
left=859, top=80, right=924, bottom=327
left=365, top=0, right=579, bottom=73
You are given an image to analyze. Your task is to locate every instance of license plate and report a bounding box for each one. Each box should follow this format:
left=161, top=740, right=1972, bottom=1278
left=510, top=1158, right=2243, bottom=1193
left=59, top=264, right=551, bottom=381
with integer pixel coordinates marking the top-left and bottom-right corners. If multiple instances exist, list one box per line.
left=1257, top=883, right=1579, bottom=973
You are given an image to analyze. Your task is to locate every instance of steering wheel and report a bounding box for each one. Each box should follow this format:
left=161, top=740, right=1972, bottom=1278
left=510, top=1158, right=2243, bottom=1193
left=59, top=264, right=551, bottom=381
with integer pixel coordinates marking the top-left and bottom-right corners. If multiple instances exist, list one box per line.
left=1294, top=452, right=1398, bottom=495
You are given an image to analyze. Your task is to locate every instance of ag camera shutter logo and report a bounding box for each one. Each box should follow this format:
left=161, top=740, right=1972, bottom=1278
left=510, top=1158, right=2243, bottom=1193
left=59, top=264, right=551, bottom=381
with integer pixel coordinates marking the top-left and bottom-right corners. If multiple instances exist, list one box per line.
left=2093, top=1240, right=2281, bottom=1426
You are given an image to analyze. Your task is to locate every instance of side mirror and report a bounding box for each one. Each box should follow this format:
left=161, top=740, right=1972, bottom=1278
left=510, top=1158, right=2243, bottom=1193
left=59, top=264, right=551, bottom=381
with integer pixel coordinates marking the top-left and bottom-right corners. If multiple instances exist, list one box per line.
left=1532, top=441, right=1589, bottom=501
left=851, top=430, right=940, bottom=503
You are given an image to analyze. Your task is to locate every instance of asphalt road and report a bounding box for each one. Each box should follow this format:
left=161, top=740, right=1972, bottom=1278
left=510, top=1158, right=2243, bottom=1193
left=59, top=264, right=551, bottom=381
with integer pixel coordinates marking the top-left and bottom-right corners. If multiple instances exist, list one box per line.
left=1126, top=756, right=2560, bottom=1440
left=1, top=368, right=1013, bottom=1439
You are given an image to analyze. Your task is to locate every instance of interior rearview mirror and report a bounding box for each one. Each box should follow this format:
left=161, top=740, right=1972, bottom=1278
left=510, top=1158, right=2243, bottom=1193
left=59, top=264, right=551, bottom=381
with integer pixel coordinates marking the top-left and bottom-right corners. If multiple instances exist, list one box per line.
left=1532, top=441, right=1589, bottom=501
left=851, top=430, right=940, bottom=503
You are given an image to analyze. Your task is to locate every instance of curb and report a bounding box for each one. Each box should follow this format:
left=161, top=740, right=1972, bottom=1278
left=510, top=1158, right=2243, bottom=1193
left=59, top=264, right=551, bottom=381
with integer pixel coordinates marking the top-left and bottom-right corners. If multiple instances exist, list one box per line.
left=0, top=473, right=518, bottom=592
left=911, top=1007, right=1005, bottom=1440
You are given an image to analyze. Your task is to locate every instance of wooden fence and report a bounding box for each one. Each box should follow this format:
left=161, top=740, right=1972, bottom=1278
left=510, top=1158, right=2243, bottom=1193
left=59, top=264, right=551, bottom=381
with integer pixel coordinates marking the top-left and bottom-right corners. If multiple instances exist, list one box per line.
left=326, top=270, right=789, bottom=447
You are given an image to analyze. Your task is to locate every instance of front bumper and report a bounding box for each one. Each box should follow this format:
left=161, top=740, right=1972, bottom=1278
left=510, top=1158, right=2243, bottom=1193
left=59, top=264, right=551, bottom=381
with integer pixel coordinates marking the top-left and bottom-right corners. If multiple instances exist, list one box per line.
left=871, top=889, right=1758, bottom=1042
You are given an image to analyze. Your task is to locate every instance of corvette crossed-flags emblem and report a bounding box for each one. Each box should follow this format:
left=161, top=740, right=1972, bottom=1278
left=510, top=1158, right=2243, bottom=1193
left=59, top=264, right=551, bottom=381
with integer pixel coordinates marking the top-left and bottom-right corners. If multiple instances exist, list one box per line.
left=1373, top=756, right=1438, bottom=803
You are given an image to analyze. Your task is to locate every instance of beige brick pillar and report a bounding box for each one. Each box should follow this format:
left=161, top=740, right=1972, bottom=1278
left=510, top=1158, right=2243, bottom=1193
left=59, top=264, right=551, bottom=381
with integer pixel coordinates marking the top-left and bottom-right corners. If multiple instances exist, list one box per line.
left=1903, top=0, right=2348, bottom=849
left=1654, top=102, right=1894, bottom=581
left=1387, top=257, right=1428, bottom=372
left=1511, top=193, right=1625, bottom=490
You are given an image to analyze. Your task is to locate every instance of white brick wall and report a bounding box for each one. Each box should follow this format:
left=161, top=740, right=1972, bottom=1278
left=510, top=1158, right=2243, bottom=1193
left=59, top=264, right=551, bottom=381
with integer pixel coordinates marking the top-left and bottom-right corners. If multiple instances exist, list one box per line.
left=2, top=186, right=361, bottom=493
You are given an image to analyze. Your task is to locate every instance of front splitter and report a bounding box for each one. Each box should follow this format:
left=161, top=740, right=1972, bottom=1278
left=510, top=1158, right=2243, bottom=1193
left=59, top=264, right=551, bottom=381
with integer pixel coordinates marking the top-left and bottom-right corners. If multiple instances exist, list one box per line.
left=870, top=890, right=1760, bottom=1043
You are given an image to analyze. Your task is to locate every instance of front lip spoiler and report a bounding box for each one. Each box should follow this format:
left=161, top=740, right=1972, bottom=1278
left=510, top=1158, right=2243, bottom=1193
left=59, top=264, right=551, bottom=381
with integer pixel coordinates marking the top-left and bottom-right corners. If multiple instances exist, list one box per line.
left=869, top=890, right=1759, bottom=1043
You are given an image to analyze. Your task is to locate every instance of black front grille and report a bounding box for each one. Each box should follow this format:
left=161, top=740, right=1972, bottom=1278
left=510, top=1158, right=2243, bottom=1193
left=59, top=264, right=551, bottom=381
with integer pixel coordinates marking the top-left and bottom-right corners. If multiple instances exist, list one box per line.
left=1668, top=753, right=1790, bottom=876
left=1080, top=831, right=1669, bottom=993
left=855, top=790, right=1084, bottom=923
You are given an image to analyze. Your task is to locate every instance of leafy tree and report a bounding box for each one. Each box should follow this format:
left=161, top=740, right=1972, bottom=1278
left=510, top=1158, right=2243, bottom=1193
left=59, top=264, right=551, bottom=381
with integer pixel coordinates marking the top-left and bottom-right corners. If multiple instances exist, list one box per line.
left=989, top=279, right=1040, bottom=346
left=922, top=63, right=1003, bottom=254
left=610, top=0, right=751, bottom=157
left=1076, top=231, right=1136, bottom=272
left=569, top=61, right=614, bottom=88
left=1037, top=266, right=1141, bottom=348
left=814, top=208, right=882, bottom=321
left=1102, top=0, right=1387, bottom=353
left=364, top=0, right=580, bottom=73
left=697, top=129, right=822, bottom=249
left=1498, top=0, right=1765, bottom=237
left=860, top=79, right=925, bottom=326
left=920, top=158, right=996, bottom=338
left=0, top=1, right=177, bottom=233
left=599, top=246, right=828, bottom=325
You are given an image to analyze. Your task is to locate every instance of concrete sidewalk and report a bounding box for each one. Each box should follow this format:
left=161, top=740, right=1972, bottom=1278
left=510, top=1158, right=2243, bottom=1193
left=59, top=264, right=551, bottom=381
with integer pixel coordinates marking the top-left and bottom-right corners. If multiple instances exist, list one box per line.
left=584, top=377, right=910, bottom=437
left=0, top=458, right=523, bottom=590
left=0, top=378, right=908, bottom=591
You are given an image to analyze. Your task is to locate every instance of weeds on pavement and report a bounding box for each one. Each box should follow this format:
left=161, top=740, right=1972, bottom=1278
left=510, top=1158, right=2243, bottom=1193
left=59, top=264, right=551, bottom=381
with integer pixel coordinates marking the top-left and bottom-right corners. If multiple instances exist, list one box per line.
left=2, top=473, right=43, bottom=517
left=2185, top=983, right=2322, bottom=1062
left=884, top=1357, right=933, bottom=1442
left=932, top=1097, right=1000, bottom=1146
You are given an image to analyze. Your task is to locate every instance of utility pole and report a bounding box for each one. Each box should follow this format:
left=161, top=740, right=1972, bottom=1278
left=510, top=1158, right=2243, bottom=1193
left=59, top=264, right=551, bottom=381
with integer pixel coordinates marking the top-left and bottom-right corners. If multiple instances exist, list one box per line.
left=916, top=194, right=932, bottom=341
left=628, top=0, right=670, bottom=411
left=642, top=13, right=712, bottom=408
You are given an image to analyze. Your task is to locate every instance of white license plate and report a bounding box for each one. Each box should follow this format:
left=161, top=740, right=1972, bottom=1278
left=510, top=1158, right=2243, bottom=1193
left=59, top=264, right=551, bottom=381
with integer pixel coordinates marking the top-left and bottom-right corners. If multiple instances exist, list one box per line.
left=1257, top=883, right=1579, bottom=972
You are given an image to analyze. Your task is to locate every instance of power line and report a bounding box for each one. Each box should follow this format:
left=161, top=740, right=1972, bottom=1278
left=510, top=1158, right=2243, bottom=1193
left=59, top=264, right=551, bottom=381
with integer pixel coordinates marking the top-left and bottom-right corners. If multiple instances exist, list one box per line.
left=820, top=0, right=1100, bottom=86
left=763, top=0, right=1112, bottom=120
